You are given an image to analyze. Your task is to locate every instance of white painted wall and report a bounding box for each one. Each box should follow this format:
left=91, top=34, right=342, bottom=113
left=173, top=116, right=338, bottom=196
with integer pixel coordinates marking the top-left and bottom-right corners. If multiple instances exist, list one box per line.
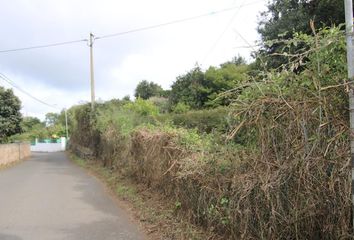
left=30, top=138, right=66, bottom=152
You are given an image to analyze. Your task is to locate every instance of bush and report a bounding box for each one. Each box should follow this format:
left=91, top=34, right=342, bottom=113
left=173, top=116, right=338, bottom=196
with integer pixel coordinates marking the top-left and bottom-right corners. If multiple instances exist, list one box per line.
left=69, top=27, right=351, bottom=239
left=172, top=102, right=190, bottom=114
left=167, top=107, right=231, bottom=134
left=124, top=98, right=159, bottom=116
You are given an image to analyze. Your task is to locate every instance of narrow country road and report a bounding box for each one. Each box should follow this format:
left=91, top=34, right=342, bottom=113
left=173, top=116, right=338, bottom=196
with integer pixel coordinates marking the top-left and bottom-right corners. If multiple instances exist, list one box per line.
left=0, top=152, right=146, bottom=240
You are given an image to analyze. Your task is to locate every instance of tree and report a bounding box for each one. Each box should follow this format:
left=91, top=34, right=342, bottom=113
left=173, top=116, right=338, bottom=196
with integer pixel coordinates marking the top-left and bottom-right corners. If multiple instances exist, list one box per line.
left=122, top=95, right=131, bottom=102
left=169, top=66, right=208, bottom=109
left=21, top=116, right=42, bottom=132
left=134, top=80, right=164, bottom=99
left=45, top=112, right=59, bottom=126
left=0, top=87, right=22, bottom=142
left=220, top=55, right=247, bottom=67
left=257, top=0, right=346, bottom=69
left=169, top=62, right=249, bottom=109
left=204, top=62, right=249, bottom=106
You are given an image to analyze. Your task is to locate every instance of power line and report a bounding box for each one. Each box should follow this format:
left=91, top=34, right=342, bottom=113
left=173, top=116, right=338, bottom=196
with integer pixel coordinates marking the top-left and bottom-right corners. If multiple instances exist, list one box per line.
left=233, top=29, right=258, bottom=51
left=0, top=39, right=87, bottom=54
left=0, top=72, right=59, bottom=110
left=201, top=0, right=247, bottom=64
left=0, top=0, right=263, bottom=54
left=95, top=0, right=264, bottom=40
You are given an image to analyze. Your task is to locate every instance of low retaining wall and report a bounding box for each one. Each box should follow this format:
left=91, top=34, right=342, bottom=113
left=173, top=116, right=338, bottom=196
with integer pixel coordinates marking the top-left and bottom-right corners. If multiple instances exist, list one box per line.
left=0, top=143, right=31, bottom=166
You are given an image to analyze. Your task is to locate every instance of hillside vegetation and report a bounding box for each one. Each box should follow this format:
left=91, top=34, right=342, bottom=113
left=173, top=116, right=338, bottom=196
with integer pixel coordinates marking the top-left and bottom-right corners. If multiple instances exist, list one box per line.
left=68, top=27, right=351, bottom=239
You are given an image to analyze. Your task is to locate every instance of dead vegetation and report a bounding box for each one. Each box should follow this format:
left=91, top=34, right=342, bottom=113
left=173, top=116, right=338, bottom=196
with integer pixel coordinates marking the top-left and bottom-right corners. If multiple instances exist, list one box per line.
left=69, top=27, right=351, bottom=239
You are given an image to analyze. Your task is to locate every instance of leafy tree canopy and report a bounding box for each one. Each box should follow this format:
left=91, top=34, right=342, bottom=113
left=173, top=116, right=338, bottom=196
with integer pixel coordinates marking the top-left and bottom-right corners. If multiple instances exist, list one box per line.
left=169, top=60, right=249, bottom=109
left=45, top=112, right=60, bottom=126
left=257, top=0, right=346, bottom=69
left=134, top=80, right=164, bottom=100
left=21, top=116, right=43, bottom=132
left=0, top=87, right=22, bottom=142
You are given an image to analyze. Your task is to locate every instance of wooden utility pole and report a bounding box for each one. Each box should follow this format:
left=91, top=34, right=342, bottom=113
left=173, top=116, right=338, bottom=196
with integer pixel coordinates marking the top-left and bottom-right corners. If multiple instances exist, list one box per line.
left=89, top=33, right=95, bottom=111
left=344, top=0, right=354, bottom=227
left=65, top=108, right=68, bottom=139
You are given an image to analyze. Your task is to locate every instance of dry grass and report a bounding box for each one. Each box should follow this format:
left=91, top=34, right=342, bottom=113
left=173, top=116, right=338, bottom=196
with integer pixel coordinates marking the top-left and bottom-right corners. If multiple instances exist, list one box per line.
left=69, top=69, right=351, bottom=239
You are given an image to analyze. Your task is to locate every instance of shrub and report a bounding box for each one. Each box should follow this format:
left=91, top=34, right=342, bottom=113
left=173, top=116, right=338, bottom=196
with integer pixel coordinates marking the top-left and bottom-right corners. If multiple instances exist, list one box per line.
left=168, top=107, right=231, bottom=134
left=172, top=102, right=190, bottom=114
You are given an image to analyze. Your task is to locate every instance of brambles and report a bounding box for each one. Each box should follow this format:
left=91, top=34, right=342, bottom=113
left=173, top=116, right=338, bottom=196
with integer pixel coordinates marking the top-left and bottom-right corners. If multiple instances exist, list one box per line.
left=68, top=27, right=351, bottom=239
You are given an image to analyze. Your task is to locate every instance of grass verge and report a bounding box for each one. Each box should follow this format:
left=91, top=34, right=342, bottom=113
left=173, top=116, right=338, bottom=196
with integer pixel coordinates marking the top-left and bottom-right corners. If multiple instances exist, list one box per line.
left=68, top=151, right=215, bottom=240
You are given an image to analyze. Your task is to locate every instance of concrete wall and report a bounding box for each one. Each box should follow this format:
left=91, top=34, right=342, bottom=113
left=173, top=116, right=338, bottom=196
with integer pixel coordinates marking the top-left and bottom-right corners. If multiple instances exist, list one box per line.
left=31, top=137, right=66, bottom=152
left=31, top=143, right=63, bottom=152
left=0, top=143, right=31, bottom=166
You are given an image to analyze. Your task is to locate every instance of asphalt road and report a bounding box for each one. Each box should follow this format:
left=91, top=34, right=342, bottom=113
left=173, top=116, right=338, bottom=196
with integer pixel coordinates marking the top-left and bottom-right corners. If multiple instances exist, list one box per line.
left=0, top=152, right=146, bottom=240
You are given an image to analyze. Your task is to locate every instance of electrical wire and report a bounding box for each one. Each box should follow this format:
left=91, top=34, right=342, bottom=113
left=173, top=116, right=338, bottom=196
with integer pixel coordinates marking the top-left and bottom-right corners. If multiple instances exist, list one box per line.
left=95, top=0, right=264, bottom=40
left=201, top=0, right=247, bottom=64
left=0, top=72, right=59, bottom=110
left=0, top=0, right=263, bottom=53
left=0, top=39, right=88, bottom=54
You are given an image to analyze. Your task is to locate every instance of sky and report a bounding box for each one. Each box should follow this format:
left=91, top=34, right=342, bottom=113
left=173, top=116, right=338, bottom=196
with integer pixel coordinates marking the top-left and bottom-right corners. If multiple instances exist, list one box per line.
left=0, top=0, right=267, bottom=120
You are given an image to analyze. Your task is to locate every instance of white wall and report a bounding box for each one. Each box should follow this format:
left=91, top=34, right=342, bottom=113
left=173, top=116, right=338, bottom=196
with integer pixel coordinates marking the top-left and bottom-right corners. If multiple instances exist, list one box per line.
left=30, top=137, right=66, bottom=152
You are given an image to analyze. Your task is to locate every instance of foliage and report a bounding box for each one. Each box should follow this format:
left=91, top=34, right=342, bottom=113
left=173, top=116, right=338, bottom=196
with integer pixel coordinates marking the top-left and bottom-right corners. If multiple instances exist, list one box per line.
left=68, top=26, right=351, bottom=239
left=134, top=80, right=164, bottom=99
left=169, top=62, right=249, bottom=110
left=45, top=112, right=60, bottom=126
left=124, top=98, right=159, bottom=117
left=0, top=87, right=22, bottom=143
left=257, top=0, right=347, bottom=69
left=204, top=63, right=249, bottom=107
left=165, top=107, right=231, bottom=134
left=148, top=96, right=169, bottom=113
left=122, top=95, right=131, bottom=102
left=172, top=102, right=190, bottom=114
left=21, top=116, right=42, bottom=132
left=169, top=66, right=207, bottom=109
left=220, top=55, right=247, bottom=67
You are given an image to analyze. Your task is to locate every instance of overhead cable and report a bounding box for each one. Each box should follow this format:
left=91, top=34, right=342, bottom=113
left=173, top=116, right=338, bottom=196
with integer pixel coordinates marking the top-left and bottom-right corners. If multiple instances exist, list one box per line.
left=0, top=72, right=59, bottom=110
left=95, top=0, right=264, bottom=39
left=0, top=39, right=88, bottom=54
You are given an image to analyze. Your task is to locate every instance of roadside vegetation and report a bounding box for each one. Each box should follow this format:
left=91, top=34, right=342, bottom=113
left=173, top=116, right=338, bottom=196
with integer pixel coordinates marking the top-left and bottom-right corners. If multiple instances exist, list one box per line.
left=8, top=111, right=69, bottom=143
left=67, top=26, right=351, bottom=239
left=1, top=1, right=350, bottom=239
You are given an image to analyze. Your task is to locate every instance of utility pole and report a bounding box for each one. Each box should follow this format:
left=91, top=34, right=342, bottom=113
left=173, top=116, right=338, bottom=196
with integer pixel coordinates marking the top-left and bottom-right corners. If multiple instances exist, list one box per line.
left=344, top=0, right=354, bottom=227
left=89, top=33, right=95, bottom=111
left=65, top=108, right=68, bottom=140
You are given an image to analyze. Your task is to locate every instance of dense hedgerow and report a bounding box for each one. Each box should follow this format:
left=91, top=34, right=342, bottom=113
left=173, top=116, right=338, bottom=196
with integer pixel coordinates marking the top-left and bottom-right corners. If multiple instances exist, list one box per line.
left=69, top=27, right=351, bottom=239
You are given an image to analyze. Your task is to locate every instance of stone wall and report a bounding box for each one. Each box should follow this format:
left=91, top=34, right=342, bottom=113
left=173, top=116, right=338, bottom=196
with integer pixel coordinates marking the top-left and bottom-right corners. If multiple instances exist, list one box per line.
left=0, top=143, right=31, bottom=166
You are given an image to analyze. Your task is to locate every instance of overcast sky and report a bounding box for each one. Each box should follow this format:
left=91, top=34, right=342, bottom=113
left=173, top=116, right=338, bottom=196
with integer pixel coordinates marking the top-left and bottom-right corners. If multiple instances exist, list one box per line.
left=0, top=0, right=267, bottom=120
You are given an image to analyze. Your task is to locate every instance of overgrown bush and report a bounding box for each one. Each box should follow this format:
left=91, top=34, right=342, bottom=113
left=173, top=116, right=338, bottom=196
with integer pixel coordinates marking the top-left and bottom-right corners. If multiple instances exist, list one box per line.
left=161, top=107, right=232, bottom=134
left=69, top=27, right=351, bottom=239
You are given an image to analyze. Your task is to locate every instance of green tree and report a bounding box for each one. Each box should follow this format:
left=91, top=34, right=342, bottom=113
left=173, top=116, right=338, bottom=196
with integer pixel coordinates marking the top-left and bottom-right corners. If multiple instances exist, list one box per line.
left=220, top=55, right=247, bottom=67
left=122, top=95, right=131, bottom=102
left=0, top=87, right=22, bottom=142
left=45, top=112, right=60, bottom=126
left=21, top=116, right=42, bottom=132
left=134, top=80, right=164, bottom=99
left=257, top=0, right=346, bottom=69
left=169, top=66, right=208, bottom=109
left=169, top=62, right=249, bottom=109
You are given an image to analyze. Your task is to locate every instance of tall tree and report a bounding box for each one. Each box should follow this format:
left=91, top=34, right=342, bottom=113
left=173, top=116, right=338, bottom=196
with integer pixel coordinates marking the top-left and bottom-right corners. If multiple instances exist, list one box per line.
left=169, top=62, right=249, bottom=109
left=0, top=87, right=22, bottom=142
left=169, top=66, right=208, bottom=109
left=134, top=80, right=163, bottom=99
left=21, top=116, right=42, bottom=132
left=45, top=112, right=60, bottom=126
left=257, top=0, right=346, bottom=69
